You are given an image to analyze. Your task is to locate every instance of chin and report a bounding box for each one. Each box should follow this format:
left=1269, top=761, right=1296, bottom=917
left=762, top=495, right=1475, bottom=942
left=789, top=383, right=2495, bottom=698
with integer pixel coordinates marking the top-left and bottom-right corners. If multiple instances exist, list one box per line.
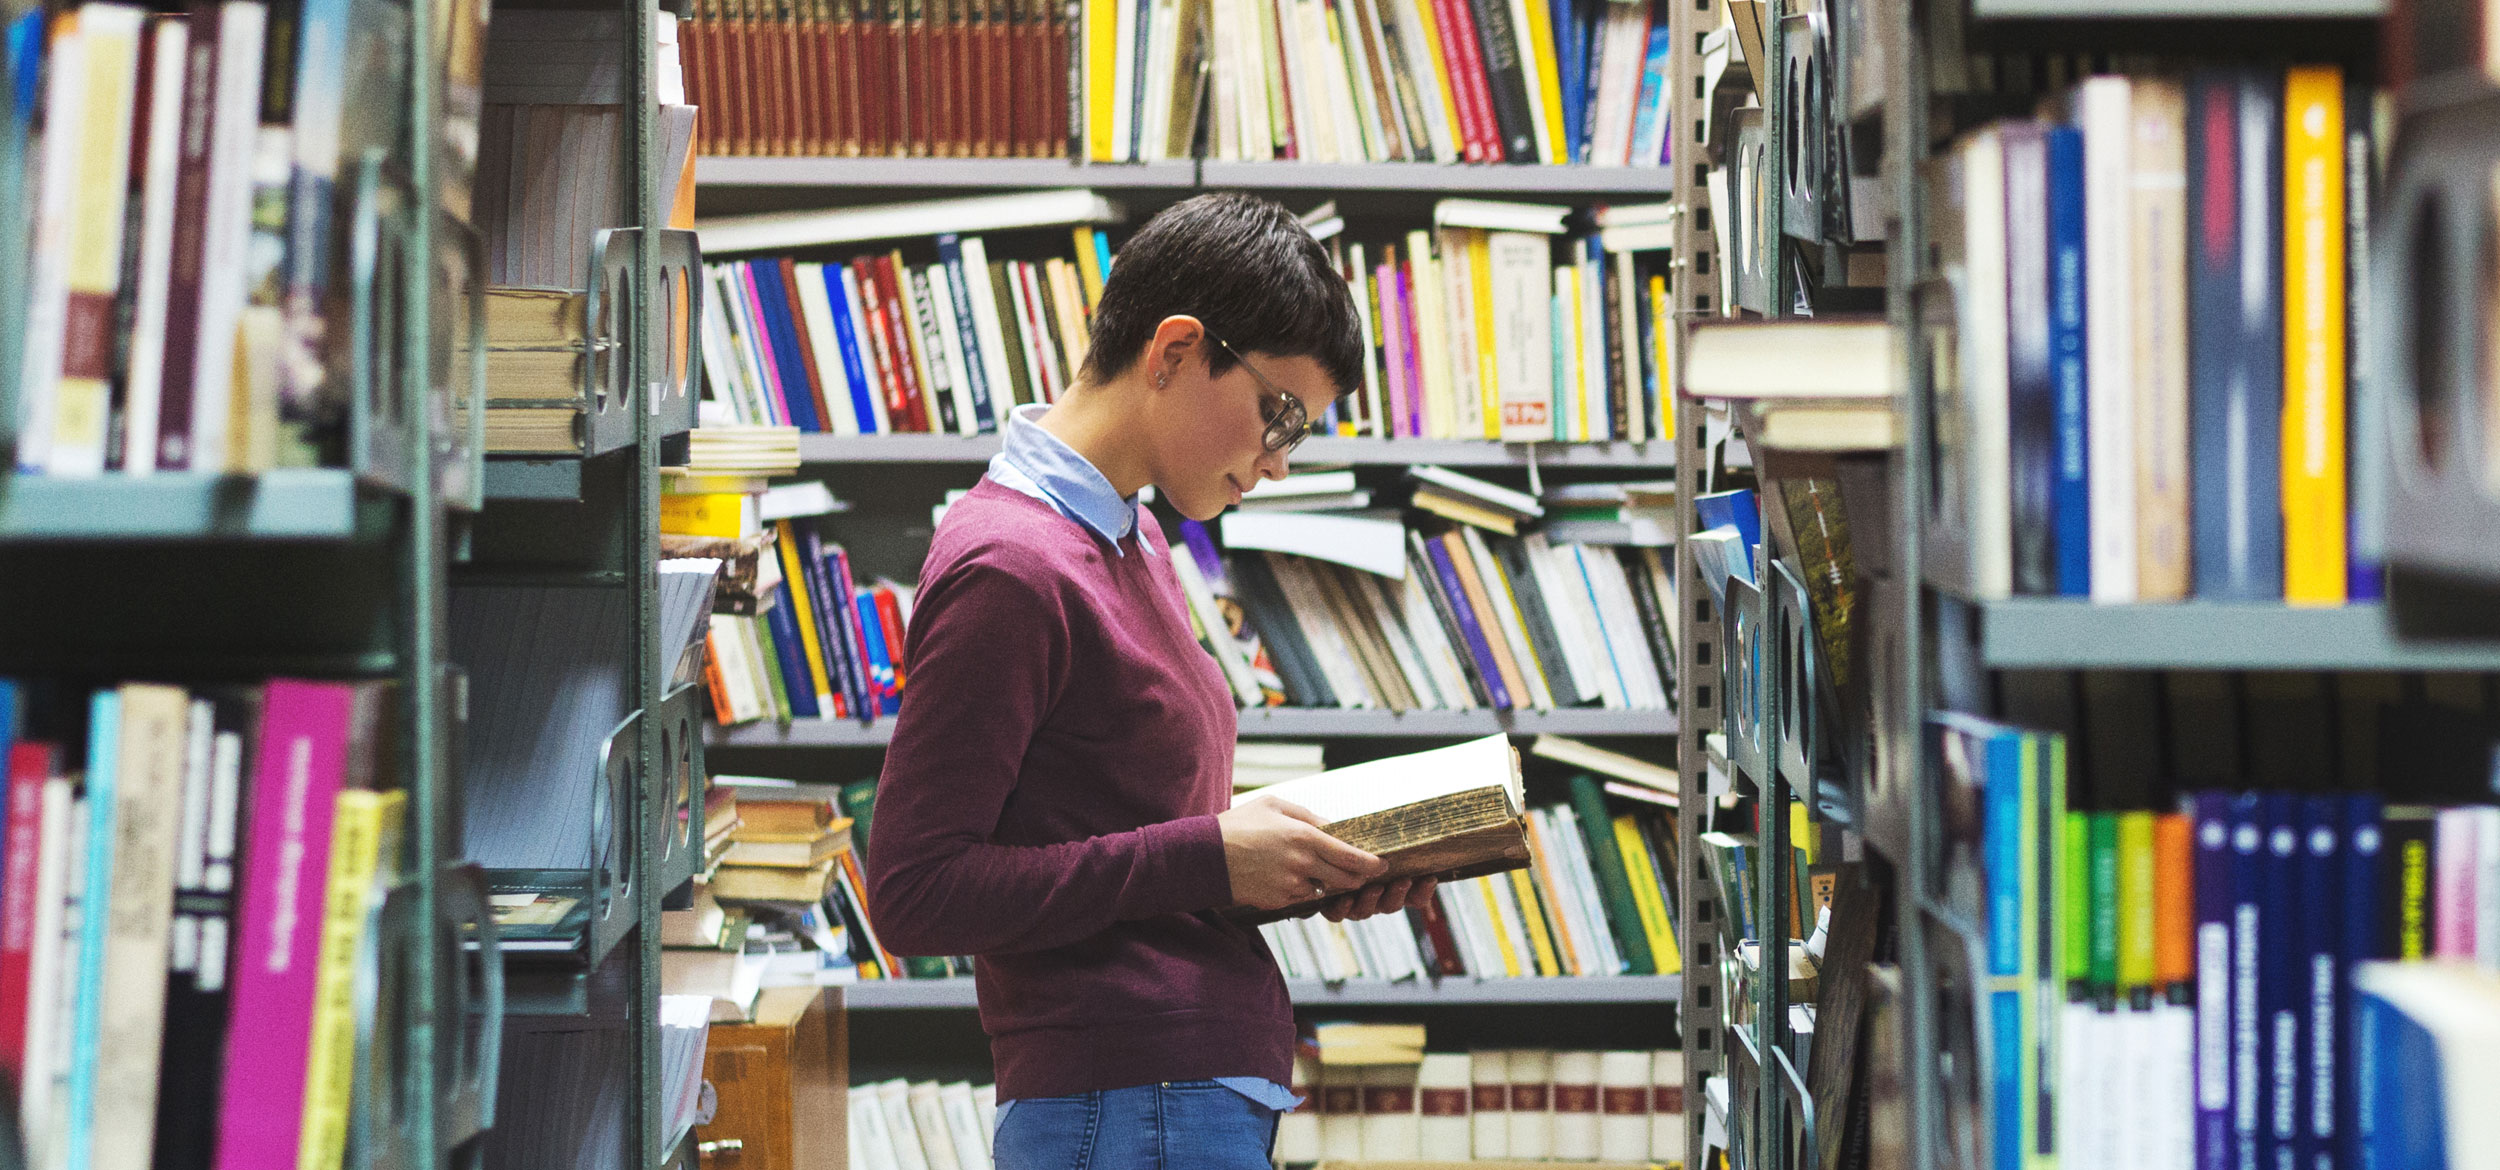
left=1172, top=493, right=1230, bottom=522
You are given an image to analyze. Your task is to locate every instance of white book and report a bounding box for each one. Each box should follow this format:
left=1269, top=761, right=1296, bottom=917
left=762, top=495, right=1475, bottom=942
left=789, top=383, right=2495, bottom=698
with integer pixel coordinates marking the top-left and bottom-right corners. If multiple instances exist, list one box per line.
left=1206, top=0, right=1237, bottom=158
left=1470, top=1049, right=1510, bottom=1157
left=1110, top=0, right=1141, bottom=160
left=1326, top=0, right=1382, bottom=161
left=971, top=1084, right=997, bottom=1141
left=1538, top=541, right=1627, bottom=710
left=16, top=14, right=89, bottom=474
left=1486, top=231, right=1554, bottom=441
left=792, top=264, right=861, bottom=436
left=1278, top=1053, right=1323, bottom=1163
left=1274, top=0, right=1323, bottom=161
left=1264, top=555, right=1375, bottom=707
left=956, top=238, right=1018, bottom=423
left=1458, top=527, right=1556, bottom=710
left=1311, top=0, right=1361, bottom=161
left=1353, top=568, right=1446, bottom=710
left=907, top=1081, right=967, bottom=1170
left=1556, top=543, right=1634, bottom=709
left=1351, top=0, right=1408, bottom=161
left=938, top=1082, right=990, bottom=1170
left=1318, top=1063, right=1364, bottom=1160
left=1650, top=1049, right=1686, bottom=1162
left=1505, top=1048, right=1554, bottom=1158
left=1239, top=0, right=1278, bottom=160
left=43, top=5, right=145, bottom=477
left=876, top=1080, right=934, bottom=1170
left=1394, top=562, right=1478, bottom=710
left=2079, top=75, right=2138, bottom=602
left=1404, top=230, right=1455, bottom=439
left=1139, top=0, right=1179, bottom=159
left=837, top=264, right=894, bottom=432
left=1347, top=244, right=1387, bottom=437
left=1588, top=0, right=1646, bottom=165
left=1435, top=199, right=1573, bottom=235
left=1523, top=534, right=1611, bottom=710
left=1553, top=805, right=1625, bottom=975
left=2476, top=806, right=2500, bottom=970
left=1614, top=246, right=1646, bottom=441
left=1222, top=510, right=1408, bottom=579
left=1438, top=230, right=1487, bottom=438
left=1359, top=1063, right=1422, bottom=1159
left=919, top=265, right=978, bottom=436
left=1578, top=543, right=1668, bottom=710
left=897, top=268, right=950, bottom=436
left=697, top=270, right=752, bottom=423
left=698, top=190, right=1122, bottom=256
left=190, top=2, right=270, bottom=472
left=17, top=782, right=74, bottom=1167
left=1550, top=1050, right=1603, bottom=1161
left=1576, top=248, right=1610, bottom=442
left=1417, top=1052, right=1472, bottom=1160
left=38, top=796, right=90, bottom=1170
left=1384, top=0, right=1456, bottom=162
left=1009, top=263, right=1064, bottom=403
left=1597, top=1050, right=1651, bottom=1161
left=849, top=1089, right=905, bottom=1170
left=2158, top=1001, right=2195, bottom=1170
left=1555, top=266, right=1584, bottom=440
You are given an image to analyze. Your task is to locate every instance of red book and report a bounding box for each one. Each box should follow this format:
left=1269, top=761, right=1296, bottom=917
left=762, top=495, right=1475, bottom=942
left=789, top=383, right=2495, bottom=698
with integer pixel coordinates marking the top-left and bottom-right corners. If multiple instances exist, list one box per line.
left=828, top=0, right=860, bottom=153
left=1266, top=0, right=1299, bottom=158
left=686, top=1, right=716, bottom=153
left=879, top=0, right=905, bottom=153
left=967, top=0, right=990, bottom=156
left=846, top=257, right=918, bottom=430
left=1413, top=897, right=1466, bottom=975
left=1432, top=0, right=1499, bottom=162
left=794, top=0, right=825, bottom=154
left=905, top=0, right=932, bottom=153
left=871, top=583, right=910, bottom=691
left=776, top=259, right=839, bottom=427
left=865, top=256, right=932, bottom=431
left=0, top=743, right=55, bottom=1083
left=1045, top=0, right=1070, bottom=156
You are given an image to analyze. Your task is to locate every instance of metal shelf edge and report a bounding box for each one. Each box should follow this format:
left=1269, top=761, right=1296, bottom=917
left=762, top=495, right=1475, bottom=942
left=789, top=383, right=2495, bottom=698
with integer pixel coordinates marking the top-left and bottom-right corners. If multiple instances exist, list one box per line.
left=1973, top=598, right=2500, bottom=671
left=838, top=974, right=1683, bottom=1009
left=709, top=707, right=1679, bottom=747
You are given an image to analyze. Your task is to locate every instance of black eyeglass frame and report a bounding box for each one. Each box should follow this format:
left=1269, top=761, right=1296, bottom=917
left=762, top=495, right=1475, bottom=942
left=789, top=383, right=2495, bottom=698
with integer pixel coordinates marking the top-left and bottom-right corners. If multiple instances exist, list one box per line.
left=1204, top=330, right=1313, bottom=454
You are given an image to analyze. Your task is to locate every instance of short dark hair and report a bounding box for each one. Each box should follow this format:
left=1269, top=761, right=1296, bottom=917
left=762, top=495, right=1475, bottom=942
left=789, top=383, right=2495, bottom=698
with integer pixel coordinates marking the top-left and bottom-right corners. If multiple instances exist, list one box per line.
left=1080, top=193, right=1365, bottom=397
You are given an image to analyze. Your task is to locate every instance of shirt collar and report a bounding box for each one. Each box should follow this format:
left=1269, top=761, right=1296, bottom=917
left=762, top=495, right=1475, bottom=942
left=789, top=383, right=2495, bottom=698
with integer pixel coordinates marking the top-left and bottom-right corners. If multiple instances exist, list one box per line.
left=989, top=403, right=1157, bottom=556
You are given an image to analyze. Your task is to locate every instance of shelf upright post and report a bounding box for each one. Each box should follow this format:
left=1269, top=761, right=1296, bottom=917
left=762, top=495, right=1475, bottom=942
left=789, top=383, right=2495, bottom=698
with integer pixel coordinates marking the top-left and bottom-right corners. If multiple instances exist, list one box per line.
left=1761, top=0, right=1787, bottom=320
left=403, top=0, right=442, bottom=1159
left=1671, top=0, right=1727, bottom=1161
left=628, top=0, right=666, bottom=1163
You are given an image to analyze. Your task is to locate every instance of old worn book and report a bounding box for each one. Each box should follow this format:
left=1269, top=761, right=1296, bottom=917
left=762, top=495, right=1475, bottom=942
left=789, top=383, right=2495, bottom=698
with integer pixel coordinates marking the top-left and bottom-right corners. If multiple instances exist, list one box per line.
left=1229, top=733, right=1528, bottom=923
left=485, top=285, right=590, bottom=347
left=712, top=857, right=839, bottom=903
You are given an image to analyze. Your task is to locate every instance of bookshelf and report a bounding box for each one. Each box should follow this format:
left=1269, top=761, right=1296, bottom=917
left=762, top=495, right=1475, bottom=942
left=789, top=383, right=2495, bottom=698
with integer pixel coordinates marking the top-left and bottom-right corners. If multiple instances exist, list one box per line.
left=709, top=707, right=1678, bottom=748
left=794, top=433, right=1679, bottom=468
left=1966, top=600, right=2500, bottom=671
left=840, top=975, right=1687, bottom=1010
left=696, top=157, right=1679, bottom=198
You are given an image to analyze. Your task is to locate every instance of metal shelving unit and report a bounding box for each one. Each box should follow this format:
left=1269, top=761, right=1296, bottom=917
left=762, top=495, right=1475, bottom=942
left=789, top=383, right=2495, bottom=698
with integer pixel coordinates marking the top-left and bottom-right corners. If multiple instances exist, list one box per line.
left=1970, top=0, right=2382, bottom=15
left=795, top=432, right=1679, bottom=468
left=841, top=975, right=1686, bottom=1010
left=0, top=470, right=388, bottom=540
left=708, top=706, right=1678, bottom=748
left=1967, top=599, right=2500, bottom=670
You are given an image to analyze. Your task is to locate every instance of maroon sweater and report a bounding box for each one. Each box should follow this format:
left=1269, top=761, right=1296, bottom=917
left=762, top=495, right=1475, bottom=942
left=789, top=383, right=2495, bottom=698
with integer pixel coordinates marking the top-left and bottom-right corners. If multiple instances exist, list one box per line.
left=865, top=478, right=1293, bottom=1099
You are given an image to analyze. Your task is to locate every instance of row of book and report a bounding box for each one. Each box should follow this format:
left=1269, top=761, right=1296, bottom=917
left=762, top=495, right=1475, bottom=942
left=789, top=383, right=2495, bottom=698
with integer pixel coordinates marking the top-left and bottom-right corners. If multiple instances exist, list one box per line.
left=1176, top=510, right=1679, bottom=713
left=1932, top=710, right=2500, bottom=1170
left=1281, top=1046, right=1685, bottom=1163
left=1088, top=0, right=1675, bottom=165
left=12, top=0, right=429, bottom=476
left=677, top=495, right=915, bottom=725
left=1259, top=774, right=1683, bottom=981
left=0, top=678, right=404, bottom=1170
left=1935, top=66, right=2384, bottom=605
left=680, top=0, right=1069, bottom=159
left=850, top=1078, right=1000, bottom=1170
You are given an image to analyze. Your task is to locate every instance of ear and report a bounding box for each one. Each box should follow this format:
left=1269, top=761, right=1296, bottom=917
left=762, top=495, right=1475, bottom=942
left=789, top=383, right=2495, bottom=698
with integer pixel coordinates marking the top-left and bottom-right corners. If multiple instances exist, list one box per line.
left=1142, top=315, right=1207, bottom=389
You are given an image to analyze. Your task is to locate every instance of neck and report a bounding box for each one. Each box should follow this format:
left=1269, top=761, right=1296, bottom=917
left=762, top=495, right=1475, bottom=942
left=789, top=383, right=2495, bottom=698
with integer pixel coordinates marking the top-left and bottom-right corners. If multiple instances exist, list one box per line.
left=1036, top=378, right=1155, bottom=499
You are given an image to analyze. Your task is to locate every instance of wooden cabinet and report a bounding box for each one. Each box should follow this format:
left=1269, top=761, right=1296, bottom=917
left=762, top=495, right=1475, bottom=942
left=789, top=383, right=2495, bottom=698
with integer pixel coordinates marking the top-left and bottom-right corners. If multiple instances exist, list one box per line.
left=697, top=987, right=849, bottom=1170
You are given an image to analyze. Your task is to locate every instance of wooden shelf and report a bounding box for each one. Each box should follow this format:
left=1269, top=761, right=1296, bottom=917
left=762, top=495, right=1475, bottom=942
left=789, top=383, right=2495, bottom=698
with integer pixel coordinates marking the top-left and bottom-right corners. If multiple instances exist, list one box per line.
left=709, top=706, right=1676, bottom=748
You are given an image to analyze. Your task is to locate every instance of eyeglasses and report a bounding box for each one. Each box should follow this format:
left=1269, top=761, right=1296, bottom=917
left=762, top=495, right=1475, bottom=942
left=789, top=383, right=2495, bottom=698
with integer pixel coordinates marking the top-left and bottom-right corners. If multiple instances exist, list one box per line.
left=1206, top=331, right=1311, bottom=455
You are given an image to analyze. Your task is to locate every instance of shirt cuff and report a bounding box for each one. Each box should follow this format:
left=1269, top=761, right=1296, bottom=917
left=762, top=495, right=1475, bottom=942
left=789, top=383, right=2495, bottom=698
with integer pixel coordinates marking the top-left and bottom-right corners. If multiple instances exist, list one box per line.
left=1132, top=814, right=1233, bottom=917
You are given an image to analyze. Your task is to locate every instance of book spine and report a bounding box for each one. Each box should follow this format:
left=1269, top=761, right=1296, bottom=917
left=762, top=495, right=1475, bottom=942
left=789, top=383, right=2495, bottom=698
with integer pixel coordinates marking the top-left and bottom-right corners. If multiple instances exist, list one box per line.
left=2342, top=79, right=2382, bottom=602
left=2003, top=124, right=2058, bottom=596
left=2280, top=65, right=2346, bottom=606
left=214, top=680, right=351, bottom=1170
left=2189, top=68, right=2285, bottom=601
left=48, top=7, right=144, bottom=477
left=2293, top=797, right=2341, bottom=1170
left=2193, top=793, right=2235, bottom=1170
left=870, top=255, right=934, bottom=430
left=761, top=586, right=824, bottom=718
left=91, top=685, right=189, bottom=1170
left=2334, top=794, right=2379, bottom=1170
left=804, top=535, right=870, bottom=719
left=781, top=259, right=842, bottom=430
left=295, top=789, right=403, bottom=1170
left=901, top=259, right=959, bottom=432
left=0, top=743, right=50, bottom=1084
left=2046, top=124, right=2091, bottom=597
left=2257, top=794, right=2299, bottom=1170
left=1461, top=0, right=1530, bottom=160
left=2080, top=76, right=2137, bottom=602
left=1424, top=534, right=1514, bottom=709
left=1566, top=774, right=1652, bottom=974
left=819, top=264, right=879, bottom=432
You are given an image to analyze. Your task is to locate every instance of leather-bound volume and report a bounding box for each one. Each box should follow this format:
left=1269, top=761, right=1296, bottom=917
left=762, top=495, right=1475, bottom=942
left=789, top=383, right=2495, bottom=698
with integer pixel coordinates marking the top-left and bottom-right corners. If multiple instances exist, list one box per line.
left=695, top=987, right=848, bottom=1170
left=812, top=0, right=841, bottom=154
left=965, top=0, right=990, bottom=156
left=984, top=0, right=1009, bottom=155
left=830, top=0, right=862, bottom=154
left=798, top=0, right=829, bottom=154
left=902, top=0, right=930, bottom=154
left=683, top=0, right=713, bottom=154
left=1046, top=0, right=1070, bottom=157
left=722, top=0, right=752, bottom=154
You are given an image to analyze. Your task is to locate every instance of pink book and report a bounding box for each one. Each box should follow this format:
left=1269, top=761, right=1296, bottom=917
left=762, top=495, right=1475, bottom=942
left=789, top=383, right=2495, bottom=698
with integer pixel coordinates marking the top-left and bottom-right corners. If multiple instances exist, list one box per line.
left=0, top=743, right=55, bottom=1081
left=738, top=261, right=794, bottom=427
left=1375, top=258, right=1411, bottom=441
left=213, top=680, right=360, bottom=1170
left=1395, top=261, right=1425, bottom=438
left=2433, top=806, right=2480, bottom=960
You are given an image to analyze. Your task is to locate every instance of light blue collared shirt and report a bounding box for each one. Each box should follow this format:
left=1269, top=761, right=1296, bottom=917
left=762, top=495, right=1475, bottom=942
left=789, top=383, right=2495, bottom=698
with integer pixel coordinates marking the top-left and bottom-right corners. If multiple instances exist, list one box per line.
left=983, top=409, right=1299, bottom=1115
left=985, top=403, right=1161, bottom=559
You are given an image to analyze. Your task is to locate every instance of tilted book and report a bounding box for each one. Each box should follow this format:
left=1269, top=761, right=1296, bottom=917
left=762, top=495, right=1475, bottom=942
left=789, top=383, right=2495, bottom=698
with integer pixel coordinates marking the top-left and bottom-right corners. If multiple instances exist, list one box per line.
left=1229, top=733, right=1528, bottom=923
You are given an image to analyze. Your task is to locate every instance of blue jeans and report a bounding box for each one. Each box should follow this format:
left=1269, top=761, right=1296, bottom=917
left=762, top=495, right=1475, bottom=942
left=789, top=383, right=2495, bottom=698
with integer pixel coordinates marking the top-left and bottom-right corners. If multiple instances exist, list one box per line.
left=991, top=1080, right=1280, bottom=1170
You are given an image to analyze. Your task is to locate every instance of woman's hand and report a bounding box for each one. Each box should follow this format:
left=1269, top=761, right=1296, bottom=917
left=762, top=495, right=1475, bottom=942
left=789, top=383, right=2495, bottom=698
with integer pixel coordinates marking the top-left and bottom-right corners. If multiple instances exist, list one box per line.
left=1217, top=798, right=1388, bottom=911
left=1316, top=876, right=1440, bottom=923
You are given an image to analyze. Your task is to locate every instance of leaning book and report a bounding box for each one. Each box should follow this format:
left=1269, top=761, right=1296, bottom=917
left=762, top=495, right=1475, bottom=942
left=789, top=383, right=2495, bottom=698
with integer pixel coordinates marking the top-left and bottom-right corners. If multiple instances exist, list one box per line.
left=1229, top=734, right=1530, bottom=924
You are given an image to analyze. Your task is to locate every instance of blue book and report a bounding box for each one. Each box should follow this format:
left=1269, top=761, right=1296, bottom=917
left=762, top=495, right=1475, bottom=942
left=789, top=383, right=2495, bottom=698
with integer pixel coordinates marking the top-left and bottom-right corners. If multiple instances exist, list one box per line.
left=2227, top=792, right=2268, bottom=1170
left=762, top=583, right=822, bottom=718
left=1092, top=228, right=1114, bottom=281
left=65, top=688, right=119, bottom=1170
left=2344, top=79, right=2384, bottom=603
left=817, top=264, right=879, bottom=434
left=1692, top=489, right=1762, bottom=556
left=816, top=544, right=874, bottom=721
left=2046, top=125, right=2090, bottom=596
left=854, top=591, right=901, bottom=716
left=1629, top=15, right=1672, bottom=164
left=2295, top=797, right=2344, bottom=1170
left=1551, top=292, right=1572, bottom=441
left=1929, top=712, right=2029, bottom=1170
left=2353, top=975, right=2454, bottom=1170
left=2002, top=123, right=2058, bottom=595
left=2337, top=794, right=2382, bottom=1170
left=0, top=15, right=38, bottom=473
left=2192, top=793, right=2238, bottom=1170
left=1423, top=537, right=1514, bottom=710
left=935, top=235, right=996, bottom=431
left=2259, top=794, right=2301, bottom=1170
left=748, top=262, right=825, bottom=434
left=2187, top=68, right=2284, bottom=600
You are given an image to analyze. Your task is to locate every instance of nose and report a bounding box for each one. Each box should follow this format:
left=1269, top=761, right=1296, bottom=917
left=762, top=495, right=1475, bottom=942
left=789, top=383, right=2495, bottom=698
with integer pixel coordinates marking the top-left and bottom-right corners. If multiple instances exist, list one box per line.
left=1256, top=445, right=1290, bottom=481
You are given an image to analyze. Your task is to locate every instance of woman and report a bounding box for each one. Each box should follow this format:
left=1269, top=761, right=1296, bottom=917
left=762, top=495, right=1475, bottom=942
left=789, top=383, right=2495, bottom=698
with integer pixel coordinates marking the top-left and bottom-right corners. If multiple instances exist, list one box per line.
left=866, top=193, right=1437, bottom=1169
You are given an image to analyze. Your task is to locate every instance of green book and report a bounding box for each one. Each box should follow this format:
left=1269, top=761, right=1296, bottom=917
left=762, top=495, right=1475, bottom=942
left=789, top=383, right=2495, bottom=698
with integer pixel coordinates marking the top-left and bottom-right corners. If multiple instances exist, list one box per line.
left=2061, top=810, right=2089, bottom=993
left=841, top=779, right=879, bottom=866
left=752, top=613, right=794, bottom=723
left=2086, top=812, right=2120, bottom=1006
left=1566, top=774, right=1655, bottom=974
left=2115, top=810, right=2158, bottom=1006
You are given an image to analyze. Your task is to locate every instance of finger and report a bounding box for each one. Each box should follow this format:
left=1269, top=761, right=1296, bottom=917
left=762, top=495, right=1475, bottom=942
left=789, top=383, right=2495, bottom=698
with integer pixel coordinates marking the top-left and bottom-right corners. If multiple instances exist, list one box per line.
left=1408, top=877, right=1439, bottom=911
left=1264, top=799, right=1329, bottom=828
left=1379, top=878, right=1415, bottom=913
left=1298, top=827, right=1387, bottom=878
left=1321, top=893, right=1353, bottom=922
left=1304, top=855, right=1377, bottom=894
left=1351, top=883, right=1389, bottom=919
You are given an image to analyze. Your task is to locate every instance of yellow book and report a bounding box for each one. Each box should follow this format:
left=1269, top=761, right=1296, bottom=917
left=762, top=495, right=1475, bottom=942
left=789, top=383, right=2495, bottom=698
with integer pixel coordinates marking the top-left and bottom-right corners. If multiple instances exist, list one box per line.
left=2282, top=65, right=2346, bottom=606
left=773, top=519, right=839, bottom=715
left=1398, top=0, right=1464, bottom=162
left=1073, top=227, right=1109, bottom=308
left=1047, top=259, right=1094, bottom=376
left=2116, top=810, right=2157, bottom=992
left=1474, top=877, right=1524, bottom=977
left=658, top=492, right=751, bottom=538
left=1506, top=868, right=1564, bottom=977
left=1514, top=0, right=1565, bottom=164
left=1406, top=230, right=1456, bottom=439
left=1612, top=815, right=1679, bottom=974
left=47, top=7, right=144, bottom=476
left=1520, top=814, right=1582, bottom=975
left=1086, top=0, right=1119, bottom=160
left=298, top=789, right=407, bottom=1170
left=1646, top=274, right=1674, bottom=443
left=1557, top=268, right=1584, bottom=442
left=1468, top=229, right=1501, bottom=439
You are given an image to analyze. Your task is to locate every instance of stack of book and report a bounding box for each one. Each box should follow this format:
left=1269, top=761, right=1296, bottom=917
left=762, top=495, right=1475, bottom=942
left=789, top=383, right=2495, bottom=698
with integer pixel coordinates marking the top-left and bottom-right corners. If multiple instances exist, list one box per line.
left=710, top=782, right=857, bottom=904
left=849, top=1078, right=1001, bottom=1170
left=0, top=678, right=408, bottom=1170
left=1093, top=0, right=1677, bottom=165
left=1279, top=1043, right=1686, bottom=1164
left=1929, top=66, right=2380, bottom=605
left=681, top=0, right=1071, bottom=160
left=1929, top=710, right=2500, bottom=1170
left=483, top=285, right=598, bottom=453
left=9, top=0, right=479, bottom=477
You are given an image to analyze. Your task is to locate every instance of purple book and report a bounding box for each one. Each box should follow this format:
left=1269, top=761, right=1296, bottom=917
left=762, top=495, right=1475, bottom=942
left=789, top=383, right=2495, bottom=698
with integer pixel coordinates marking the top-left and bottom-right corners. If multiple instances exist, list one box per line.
left=1423, top=536, right=1513, bottom=710
left=818, top=541, right=874, bottom=722
left=215, top=680, right=357, bottom=1170
left=1396, top=263, right=1425, bottom=438
left=2191, top=792, right=2237, bottom=1170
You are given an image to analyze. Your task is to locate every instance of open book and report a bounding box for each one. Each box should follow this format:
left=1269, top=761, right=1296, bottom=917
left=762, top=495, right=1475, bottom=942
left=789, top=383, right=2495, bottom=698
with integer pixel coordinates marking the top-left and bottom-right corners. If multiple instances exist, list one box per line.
left=1228, top=734, right=1531, bottom=924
